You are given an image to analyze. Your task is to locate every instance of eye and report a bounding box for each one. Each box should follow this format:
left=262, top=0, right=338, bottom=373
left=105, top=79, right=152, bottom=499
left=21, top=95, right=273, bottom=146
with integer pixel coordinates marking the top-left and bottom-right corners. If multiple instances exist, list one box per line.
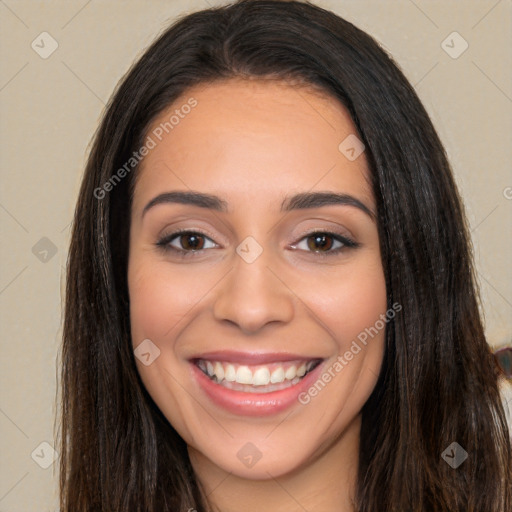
left=156, top=230, right=217, bottom=254
left=156, top=229, right=358, bottom=258
left=291, top=231, right=358, bottom=255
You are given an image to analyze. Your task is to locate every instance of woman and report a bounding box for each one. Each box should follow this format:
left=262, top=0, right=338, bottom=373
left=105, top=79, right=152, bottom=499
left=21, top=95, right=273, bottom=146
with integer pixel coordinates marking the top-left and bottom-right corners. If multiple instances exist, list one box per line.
left=59, top=0, right=512, bottom=510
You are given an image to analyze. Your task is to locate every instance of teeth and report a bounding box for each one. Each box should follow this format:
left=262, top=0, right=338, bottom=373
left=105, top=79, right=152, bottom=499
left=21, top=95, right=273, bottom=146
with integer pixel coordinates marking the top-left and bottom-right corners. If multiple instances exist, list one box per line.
left=221, top=376, right=301, bottom=393
left=225, top=364, right=236, bottom=382
left=197, top=359, right=319, bottom=388
left=236, top=366, right=253, bottom=384
left=252, top=367, right=271, bottom=386
left=270, top=367, right=285, bottom=383
left=285, top=365, right=297, bottom=380
left=214, top=362, right=224, bottom=381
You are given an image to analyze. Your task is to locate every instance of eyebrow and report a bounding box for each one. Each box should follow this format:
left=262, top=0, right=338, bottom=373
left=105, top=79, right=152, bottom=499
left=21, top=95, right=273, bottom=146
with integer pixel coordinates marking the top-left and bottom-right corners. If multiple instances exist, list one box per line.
left=141, top=190, right=374, bottom=219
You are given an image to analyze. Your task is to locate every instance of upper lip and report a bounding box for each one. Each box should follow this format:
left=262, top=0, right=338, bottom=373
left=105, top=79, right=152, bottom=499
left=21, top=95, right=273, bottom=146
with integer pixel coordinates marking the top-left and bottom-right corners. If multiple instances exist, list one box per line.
left=190, top=350, right=322, bottom=365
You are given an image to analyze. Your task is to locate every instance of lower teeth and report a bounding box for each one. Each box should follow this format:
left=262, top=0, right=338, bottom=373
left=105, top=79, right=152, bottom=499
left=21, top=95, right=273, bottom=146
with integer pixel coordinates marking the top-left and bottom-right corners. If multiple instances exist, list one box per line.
left=204, top=372, right=309, bottom=393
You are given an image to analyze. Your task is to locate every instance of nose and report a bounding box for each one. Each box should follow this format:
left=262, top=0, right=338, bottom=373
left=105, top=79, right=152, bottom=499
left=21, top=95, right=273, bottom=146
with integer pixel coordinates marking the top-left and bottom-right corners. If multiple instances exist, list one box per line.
left=212, top=249, right=295, bottom=334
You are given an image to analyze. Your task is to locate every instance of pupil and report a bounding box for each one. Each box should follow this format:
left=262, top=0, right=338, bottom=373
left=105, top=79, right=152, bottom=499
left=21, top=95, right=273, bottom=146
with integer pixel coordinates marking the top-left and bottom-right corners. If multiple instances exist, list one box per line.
left=309, top=234, right=332, bottom=251
left=183, top=234, right=203, bottom=250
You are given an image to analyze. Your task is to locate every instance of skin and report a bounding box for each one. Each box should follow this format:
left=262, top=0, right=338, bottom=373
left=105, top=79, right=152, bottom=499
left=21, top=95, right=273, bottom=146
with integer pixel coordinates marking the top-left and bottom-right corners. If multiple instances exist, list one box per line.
left=128, top=78, right=387, bottom=512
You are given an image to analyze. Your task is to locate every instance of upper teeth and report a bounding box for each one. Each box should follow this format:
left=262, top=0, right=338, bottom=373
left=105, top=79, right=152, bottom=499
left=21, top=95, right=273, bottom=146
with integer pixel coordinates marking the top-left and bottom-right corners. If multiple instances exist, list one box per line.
left=198, top=360, right=314, bottom=386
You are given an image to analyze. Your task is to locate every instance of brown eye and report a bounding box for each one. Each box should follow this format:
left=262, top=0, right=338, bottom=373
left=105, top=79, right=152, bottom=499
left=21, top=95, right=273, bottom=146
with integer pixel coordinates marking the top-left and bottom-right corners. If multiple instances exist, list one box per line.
left=291, top=231, right=358, bottom=256
left=179, top=233, right=205, bottom=250
left=307, top=233, right=334, bottom=252
left=157, top=231, right=217, bottom=253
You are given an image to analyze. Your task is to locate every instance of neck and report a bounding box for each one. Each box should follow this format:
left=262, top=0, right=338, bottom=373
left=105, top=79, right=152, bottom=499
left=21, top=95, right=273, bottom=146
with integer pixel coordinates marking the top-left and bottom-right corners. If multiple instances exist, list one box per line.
left=189, top=414, right=361, bottom=512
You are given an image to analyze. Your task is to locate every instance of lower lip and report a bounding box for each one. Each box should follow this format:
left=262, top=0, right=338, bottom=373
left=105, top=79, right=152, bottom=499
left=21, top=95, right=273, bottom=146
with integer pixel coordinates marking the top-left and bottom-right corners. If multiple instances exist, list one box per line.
left=190, top=361, right=324, bottom=416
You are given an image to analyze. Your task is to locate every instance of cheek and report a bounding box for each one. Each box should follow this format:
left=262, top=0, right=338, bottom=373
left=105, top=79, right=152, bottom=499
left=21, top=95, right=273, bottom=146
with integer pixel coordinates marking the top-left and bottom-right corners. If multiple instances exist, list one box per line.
left=312, top=261, right=387, bottom=406
left=127, top=258, right=200, bottom=439
left=128, top=258, right=209, bottom=342
left=296, top=258, right=387, bottom=348
left=294, top=258, right=387, bottom=415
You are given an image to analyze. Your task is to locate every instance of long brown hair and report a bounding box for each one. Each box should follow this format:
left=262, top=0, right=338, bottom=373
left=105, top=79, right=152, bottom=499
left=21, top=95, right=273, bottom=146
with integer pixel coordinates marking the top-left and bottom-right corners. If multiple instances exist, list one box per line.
left=59, top=1, right=512, bottom=510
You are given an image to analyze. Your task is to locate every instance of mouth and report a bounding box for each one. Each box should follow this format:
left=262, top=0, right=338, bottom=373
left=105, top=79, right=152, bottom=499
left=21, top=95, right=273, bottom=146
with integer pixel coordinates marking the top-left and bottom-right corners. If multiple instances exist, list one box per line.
left=190, top=352, right=325, bottom=416
left=194, top=358, right=322, bottom=393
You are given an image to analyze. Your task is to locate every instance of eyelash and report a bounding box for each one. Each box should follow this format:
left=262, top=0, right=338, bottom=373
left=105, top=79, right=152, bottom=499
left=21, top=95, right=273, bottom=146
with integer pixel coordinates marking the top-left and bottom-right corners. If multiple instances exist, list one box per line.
left=155, top=229, right=359, bottom=258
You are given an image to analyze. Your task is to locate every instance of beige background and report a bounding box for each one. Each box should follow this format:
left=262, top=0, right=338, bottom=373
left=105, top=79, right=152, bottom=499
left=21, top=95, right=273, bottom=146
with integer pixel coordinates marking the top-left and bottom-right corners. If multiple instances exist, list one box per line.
left=0, top=0, right=510, bottom=510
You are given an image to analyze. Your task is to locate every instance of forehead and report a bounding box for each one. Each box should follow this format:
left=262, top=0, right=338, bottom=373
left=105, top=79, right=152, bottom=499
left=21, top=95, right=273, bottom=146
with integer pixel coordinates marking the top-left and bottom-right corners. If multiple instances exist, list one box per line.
left=133, top=78, right=373, bottom=211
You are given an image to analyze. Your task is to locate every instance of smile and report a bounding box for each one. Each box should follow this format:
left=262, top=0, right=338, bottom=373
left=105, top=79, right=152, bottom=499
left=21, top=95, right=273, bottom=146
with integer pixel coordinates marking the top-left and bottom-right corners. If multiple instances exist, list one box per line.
left=190, top=353, right=325, bottom=416
left=195, top=358, right=322, bottom=393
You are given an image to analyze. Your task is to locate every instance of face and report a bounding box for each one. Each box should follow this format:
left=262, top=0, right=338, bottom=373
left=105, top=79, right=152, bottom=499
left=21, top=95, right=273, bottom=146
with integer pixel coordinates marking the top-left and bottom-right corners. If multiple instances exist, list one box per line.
left=128, top=78, right=387, bottom=480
